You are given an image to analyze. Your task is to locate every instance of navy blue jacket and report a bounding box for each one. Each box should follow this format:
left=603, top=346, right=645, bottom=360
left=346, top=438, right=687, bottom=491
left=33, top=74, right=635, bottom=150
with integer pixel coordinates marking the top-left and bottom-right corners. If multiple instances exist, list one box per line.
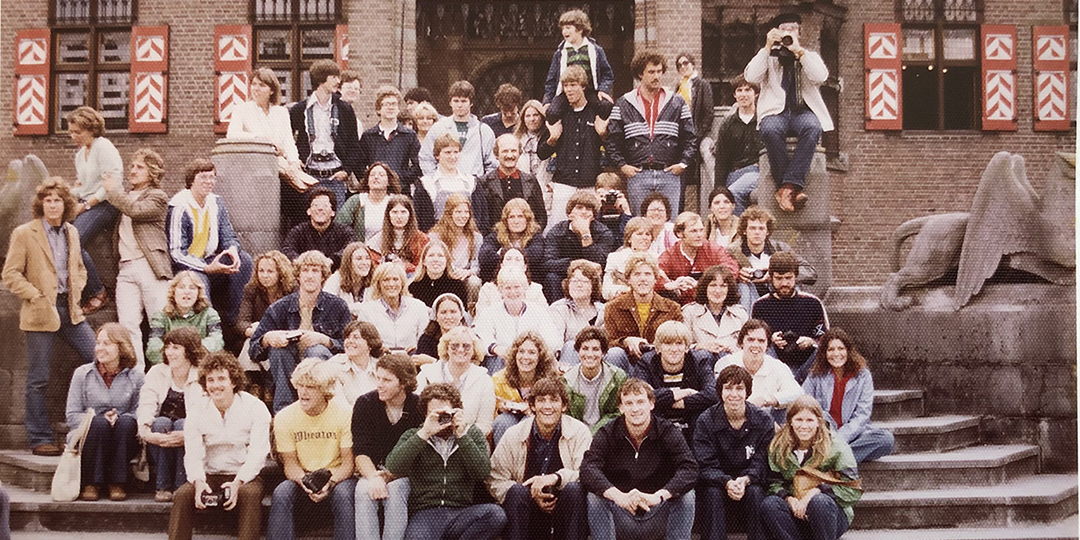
left=633, top=349, right=718, bottom=437
left=358, top=124, right=422, bottom=192
left=693, top=402, right=774, bottom=487
left=608, top=89, right=696, bottom=169
left=289, top=93, right=363, bottom=177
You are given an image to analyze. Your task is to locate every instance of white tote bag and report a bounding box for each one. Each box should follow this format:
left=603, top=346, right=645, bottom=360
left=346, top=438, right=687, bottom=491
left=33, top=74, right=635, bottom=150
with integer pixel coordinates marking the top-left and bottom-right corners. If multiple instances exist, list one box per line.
left=51, top=408, right=94, bottom=502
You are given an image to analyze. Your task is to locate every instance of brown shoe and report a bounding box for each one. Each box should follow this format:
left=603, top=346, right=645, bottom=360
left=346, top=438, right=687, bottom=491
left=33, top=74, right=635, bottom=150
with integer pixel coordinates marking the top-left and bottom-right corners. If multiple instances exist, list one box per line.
left=81, top=290, right=109, bottom=315
left=80, top=485, right=99, bottom=501
left=154, top=490, right=173, bottom=503
left=108, top=485, right=127, bottom=501
left=32, top=443, right=63, bottom=456
left=793, top=191, right=809, bottom=210
left=775, top=186, right=795, bottom=212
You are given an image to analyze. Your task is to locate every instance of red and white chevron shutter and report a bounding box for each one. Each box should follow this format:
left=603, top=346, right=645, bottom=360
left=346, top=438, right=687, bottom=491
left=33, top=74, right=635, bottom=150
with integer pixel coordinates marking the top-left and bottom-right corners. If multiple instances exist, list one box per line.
left=864, top=24, right=902, bottom=130
left=335, top=24, right=350, bottom=70
left=214, top=25, right=253, bottom=134
left=129, top=26, right=169, bottom=133
left=1032, top=26, right=1070, bottom=132
left=980, top=25, right=1017, bottom=131
left=13, top=29, right=50, bottom=136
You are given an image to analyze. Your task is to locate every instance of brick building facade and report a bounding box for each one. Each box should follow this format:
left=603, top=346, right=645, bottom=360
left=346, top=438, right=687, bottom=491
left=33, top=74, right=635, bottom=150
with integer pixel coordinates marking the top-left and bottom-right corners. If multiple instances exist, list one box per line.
left=1, top=0, right=1075, bottom=286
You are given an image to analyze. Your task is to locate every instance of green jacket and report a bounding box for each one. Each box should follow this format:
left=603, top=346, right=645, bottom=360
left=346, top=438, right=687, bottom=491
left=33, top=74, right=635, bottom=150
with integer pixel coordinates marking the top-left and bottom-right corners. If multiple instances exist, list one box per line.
left=385, top=424, right=490, bottom=513
left=767, top=434, right=862, bottom=524
left=145, top=307, right=224, bottom=365
left=335, top=195, right=366, bottom=242
left=562, top=363, right=627, bottom=435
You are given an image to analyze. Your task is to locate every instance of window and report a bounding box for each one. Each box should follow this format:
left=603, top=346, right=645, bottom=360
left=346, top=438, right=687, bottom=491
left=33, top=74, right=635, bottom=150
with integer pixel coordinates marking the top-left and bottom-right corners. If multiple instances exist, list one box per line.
left=251, top=0, right=341, bottom=104
left=1068, top=0, right=1077, bottom=125
left=50, top=0, right=135, bottom=132
left=898, top=0, right=983, bottom=130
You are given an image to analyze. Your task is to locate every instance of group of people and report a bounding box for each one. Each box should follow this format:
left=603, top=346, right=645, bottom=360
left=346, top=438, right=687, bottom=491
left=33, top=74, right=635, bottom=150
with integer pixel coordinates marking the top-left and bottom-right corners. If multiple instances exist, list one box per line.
left=0, top=6, right=881, bottom=540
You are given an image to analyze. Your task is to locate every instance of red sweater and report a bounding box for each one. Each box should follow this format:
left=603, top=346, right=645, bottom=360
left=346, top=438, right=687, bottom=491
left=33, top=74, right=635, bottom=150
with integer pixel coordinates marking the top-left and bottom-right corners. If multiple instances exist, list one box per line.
left=657, top=241, right=740, bottom=304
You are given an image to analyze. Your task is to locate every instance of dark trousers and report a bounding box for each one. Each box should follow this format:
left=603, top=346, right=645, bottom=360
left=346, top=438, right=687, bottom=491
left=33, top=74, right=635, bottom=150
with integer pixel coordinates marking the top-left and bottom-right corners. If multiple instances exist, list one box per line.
left=168, top=475, right=264, bottom=540
left=148, top=417, right=187, bottom=491
left=761, top=493, right=849, bottom=540
left=82, top=413, right=138, bottom=485
left=700, top=483, right=765, bottom=540
left=405, top=504, right=507, bottom=540
left=73, top=200, right=119, bottom=299
left=503, top=482, right=587, bottom=540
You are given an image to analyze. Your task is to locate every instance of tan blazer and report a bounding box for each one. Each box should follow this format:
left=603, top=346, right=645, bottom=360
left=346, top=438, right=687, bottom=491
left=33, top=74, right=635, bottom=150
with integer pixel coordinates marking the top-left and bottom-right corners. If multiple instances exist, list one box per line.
left=2, top=219, right=87, bottom=331
left=104, top=186, right=173, bottom=279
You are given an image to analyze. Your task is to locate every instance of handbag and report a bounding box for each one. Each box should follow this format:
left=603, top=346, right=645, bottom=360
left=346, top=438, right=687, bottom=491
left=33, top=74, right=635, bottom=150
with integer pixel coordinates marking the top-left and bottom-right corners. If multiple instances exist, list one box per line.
left=51, top=408, right=94, bottom=502
left=792, top=466, right=863, bottom=500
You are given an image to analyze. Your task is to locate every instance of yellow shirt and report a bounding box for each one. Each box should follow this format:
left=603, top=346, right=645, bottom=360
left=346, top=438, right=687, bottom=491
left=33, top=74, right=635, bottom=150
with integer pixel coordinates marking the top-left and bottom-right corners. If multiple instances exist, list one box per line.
left=636, top=302, right=652, bottom=335
left=274, top=399, right=352, bottom=472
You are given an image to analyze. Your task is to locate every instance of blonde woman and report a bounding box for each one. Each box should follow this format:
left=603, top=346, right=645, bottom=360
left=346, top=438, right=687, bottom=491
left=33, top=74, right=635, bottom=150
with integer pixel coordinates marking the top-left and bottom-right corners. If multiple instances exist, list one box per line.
left=415, top=326, right=496, bottom=437
left=146, top=271, right=224, bottom=366
left=407, top=239, right=467, bottom=307
left=355, top=262, right=429, bottom=352
left=412, top=101, right=439, bottom=144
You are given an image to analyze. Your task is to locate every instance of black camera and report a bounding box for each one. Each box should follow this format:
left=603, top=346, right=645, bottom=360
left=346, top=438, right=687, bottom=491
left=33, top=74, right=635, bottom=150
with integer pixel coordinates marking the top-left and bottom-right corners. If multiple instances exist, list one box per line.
left=541, top=484, right=561, bottom=497
left=600, top=190, right=622, bottom=219
left=302, top=469, right=333, bottom=493
left=437, top=410, right=455, bottom=425
left=780, top=331, right=801, bottom=354
left=639, top=343, right=656, bottom=354
left=201, top=485, right=231, bottom=507
left=771, top=34, right=796, bottom=59
left=751, top=268, right=768, bottom=280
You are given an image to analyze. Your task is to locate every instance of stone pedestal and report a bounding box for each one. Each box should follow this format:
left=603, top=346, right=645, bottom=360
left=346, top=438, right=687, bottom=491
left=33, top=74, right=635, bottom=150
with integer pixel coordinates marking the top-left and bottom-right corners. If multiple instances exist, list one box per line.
left=751, top=140, right=832, bottom=297
left=210, top=138, right=281, bottom=257
left=825, top=284, right=1077, bottom=472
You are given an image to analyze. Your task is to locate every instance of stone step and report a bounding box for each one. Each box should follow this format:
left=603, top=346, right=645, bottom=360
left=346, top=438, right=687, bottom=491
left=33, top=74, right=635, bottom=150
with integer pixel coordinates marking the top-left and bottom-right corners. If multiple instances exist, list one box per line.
left=844, top=515, right=1079, bottom=540
left=875, top=415, right=981, bottom=453
left=860, top=444, right=1040, bottom=491
left=0, top=450, right=56, bottom=493
left=872, top=389, right=925, bottom=422
left=852, top=474, right=1078, bottom=530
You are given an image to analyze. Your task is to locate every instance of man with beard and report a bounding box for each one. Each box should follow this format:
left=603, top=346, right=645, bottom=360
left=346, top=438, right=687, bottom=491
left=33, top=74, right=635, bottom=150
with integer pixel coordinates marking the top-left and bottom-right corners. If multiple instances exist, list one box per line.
left=749, top=252, right=827, bottom=383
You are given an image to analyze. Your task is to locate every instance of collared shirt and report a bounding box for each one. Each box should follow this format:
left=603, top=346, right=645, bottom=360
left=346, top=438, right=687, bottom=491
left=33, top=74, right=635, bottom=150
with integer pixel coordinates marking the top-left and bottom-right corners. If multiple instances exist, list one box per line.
left=524, top=421, right=564, bottom=479
left=42, top=219, right=70, bottom=294
left=306, top=94, right=341, bottom=169
left=328, top=354, right=378, bottom=406
left=379, top=298, right=403, bottom=321
left=496, top=168, right=525, bottom=202
left=184, top=391, right=272, bottom=484
left=430, top=434, right=457, bottom=461
left=637, top=88, right=667, bottom=140
left=96, top=361, right=120, bottom=388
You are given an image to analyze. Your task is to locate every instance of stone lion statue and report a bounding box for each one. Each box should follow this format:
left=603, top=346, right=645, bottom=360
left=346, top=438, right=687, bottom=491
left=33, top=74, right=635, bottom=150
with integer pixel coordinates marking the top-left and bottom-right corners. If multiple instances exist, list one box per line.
left=880, top=151, right=1075, bottom=311
left=1, top=155, right=50, bottom=259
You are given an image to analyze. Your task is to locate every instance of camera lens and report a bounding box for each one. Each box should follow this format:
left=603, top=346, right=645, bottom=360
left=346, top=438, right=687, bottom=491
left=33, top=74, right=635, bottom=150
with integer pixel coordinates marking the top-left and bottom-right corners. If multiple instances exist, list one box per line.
left=780, top=35, right=793, bottom=46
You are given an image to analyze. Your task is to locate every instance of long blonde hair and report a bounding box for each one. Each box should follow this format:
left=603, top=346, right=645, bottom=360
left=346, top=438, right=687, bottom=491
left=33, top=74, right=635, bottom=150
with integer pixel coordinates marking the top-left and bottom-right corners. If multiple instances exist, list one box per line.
left=163, top=271, right=212, bottom=317
left=768, top=395, right=833, bottom=469
left=494, top=198, right=541, bottom=248
left=428, top=193, right=479, bottom=261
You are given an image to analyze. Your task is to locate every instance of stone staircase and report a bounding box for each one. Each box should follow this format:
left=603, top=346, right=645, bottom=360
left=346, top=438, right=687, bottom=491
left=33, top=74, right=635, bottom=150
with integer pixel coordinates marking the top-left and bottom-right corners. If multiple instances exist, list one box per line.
left=0, top=389, right=1075, bottom=538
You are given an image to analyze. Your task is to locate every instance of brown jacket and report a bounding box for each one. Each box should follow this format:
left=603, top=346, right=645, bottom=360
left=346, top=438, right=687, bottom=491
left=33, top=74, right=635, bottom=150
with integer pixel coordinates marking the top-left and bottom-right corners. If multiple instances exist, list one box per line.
left=604, top=292, right=683, bottom=348
left=104, top=186, right=173, bottom=280
left=2, top=220, right=87, bottom=331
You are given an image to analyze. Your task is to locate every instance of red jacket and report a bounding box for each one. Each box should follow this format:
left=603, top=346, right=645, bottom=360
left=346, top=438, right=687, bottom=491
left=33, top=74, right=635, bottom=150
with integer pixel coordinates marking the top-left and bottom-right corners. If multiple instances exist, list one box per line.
left=657, top=241, right=740, bottom=304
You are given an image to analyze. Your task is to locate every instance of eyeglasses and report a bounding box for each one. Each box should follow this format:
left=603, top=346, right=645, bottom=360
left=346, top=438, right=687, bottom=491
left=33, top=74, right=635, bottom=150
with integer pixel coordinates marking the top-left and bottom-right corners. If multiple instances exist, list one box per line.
left=449, top=342, right=472, bottom=351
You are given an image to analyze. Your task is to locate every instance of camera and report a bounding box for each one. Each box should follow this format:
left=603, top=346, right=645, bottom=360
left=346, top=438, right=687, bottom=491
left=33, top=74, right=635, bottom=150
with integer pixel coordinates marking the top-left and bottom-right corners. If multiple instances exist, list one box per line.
left=200, top=485, right=231, bottom=507
left=218, top=252, right=235, bottom=266
left=751, top=268, right=768, bottom=280
left=541, top=484, right=561, bottom=497
left=437, top=409, right=458, bottom=425
left=302, top=469, right=333, bottom=493
left=600, top=190, right=622, bottom=219
left=780, top=331, right=801, bottom=354
left=639, top=343, right=655, bottom=354
left=770, top=34, right=796, bottom=59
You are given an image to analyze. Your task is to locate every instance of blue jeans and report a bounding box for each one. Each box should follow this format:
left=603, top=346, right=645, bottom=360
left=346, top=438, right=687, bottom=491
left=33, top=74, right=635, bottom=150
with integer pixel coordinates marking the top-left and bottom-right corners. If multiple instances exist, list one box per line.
left=405, top=504, right=507, bottom=540
left=849, top=427, right=896, bottom=463
left=149, top=417, right=186, bottom=491
left=354, top=477, right=410, bottom=540
left=315, top=177, right=349, bottom=213
left=24, top=296, right=96, bottom=447
left=183, top=249, right=254, bottom=329
left=586, top=490, right=695, bottom=540
left=761, top=493, right=849, bottom=540
left=492, top=412, right=526, bottom=448
left=82, top=413, right=138, bottom=485
left=725, top=165, right=760, bottom=216
left=627, top=169, right=682, bottom=221
left=700, top=483, right=765, bottom=540
left=504, top=482, right=587, bottom=540
left=605, top=347, right=632, bottom=374
left=269, top=344, right=333, bottom=414
left=73, top=201, right=118, bottom=298
left=759, top=109, right=821, bottom=190
left=268, top=478, right=358, bottom=540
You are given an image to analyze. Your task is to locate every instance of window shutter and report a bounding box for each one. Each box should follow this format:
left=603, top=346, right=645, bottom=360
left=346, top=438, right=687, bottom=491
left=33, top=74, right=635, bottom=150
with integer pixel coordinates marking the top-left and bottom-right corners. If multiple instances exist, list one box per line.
left=335, top=24, right=349, bottom=70
left=129, top=26, right=169, bottom=133
left=13, top=29, right=50, bottom=136
left=980, top=25, right=1018, bottom=131
left=1032, top=26, right=1070, bottom=132
left=864, top=24, right=902, bottom=130
left=214, top=25, right=253, bottom=134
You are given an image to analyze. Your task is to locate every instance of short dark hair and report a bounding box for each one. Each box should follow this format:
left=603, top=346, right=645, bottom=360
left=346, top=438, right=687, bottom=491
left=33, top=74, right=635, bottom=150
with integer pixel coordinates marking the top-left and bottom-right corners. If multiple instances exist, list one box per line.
left=184, top=158, right=215, bottom=189
left=527, top=377, right=569, bottom=407
left=344, top=320, right=384, bottom=358
left=404, top=87, right=433, bottom=103
left=619, top=378, right=655, bottom=404
left=447, top=80, right=475, bottom=101
left=340, top=69, right=362, bottom=85
left=574, top=326, right=609, bottom=353
left=738, top=319, right=773, bottom=347
left=716, top=364, right=753, bottom=396
left=676, top=52, right=696, bottom=66
left=640, top=192, right=672, bottom=220
left=376, top=352, right=418, bottom=394
left=630, top=50, right=667, bottom=79
left=732, top=74, right=759, bottom=95
left=309, top=59, right=341, bottom=88
left=308, top=186, right=337, bottom=209
left=419, top=383, right=463, bottom=415
left=162, top=327, right=207, bottom=367
left=566, top=189, right=601, bottom=218
left=198, top=351, right=247, bottom=393
left=693, top=265, right=741, bottom=307
left=493, top=83, right=523, bottom=112
left=769, top=251, right=799, bottom=276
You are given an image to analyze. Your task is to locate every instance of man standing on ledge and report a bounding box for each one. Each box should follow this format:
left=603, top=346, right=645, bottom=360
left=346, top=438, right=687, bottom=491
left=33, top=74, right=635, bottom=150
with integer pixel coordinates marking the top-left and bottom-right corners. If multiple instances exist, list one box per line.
left=744, top=13, right=832, bottom=213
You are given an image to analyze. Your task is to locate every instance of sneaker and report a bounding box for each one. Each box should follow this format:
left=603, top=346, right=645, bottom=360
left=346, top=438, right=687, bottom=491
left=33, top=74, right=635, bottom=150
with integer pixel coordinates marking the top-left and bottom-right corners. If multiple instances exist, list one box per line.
left=80, top=485, right=99, bottom=501
left=154, top=490, right=174, bottom=503
left=108, top=485, right=127, bottom=501
left=31, top=443, right=63, bottom=457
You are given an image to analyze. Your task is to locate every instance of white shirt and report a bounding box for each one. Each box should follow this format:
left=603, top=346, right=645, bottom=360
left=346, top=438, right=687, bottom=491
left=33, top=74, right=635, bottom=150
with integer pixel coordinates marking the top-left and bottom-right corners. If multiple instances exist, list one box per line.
left=355, top=296, right=429, bottom=351
left=473, top=300, right=562, bottom=355
left=226, top=100, right=301, bottom=163
left=715, top=350, right=803, bottom=407
left=359, top=193, right=389, bottom=241
left=327, top=353, right=377, bottom=406
left=184, top=391, right=271, bottom=484
left=416, top=361, right=496, bottom=436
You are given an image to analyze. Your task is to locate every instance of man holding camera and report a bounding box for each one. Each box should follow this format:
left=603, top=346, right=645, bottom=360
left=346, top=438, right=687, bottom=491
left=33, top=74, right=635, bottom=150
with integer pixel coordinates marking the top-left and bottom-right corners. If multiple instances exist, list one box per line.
left=270, top=358, right=357, bottom=540
left=488, top=377, right=593, bottom=540
left=744, top=13, right=832, bottom=213
left=713, top=319, right=803, bottom=425
left=749, top=252, right=827, bottom=383
left=386, top=383, right=507, bottom=540
left=728, top=206, right=816, bottom=310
